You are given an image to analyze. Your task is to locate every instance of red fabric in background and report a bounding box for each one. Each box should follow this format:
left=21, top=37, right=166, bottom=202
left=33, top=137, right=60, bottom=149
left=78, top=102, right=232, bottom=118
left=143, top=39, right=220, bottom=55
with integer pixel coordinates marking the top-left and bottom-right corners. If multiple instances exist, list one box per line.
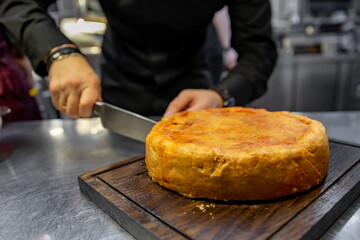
left=0, top=28, right=42, bottom=122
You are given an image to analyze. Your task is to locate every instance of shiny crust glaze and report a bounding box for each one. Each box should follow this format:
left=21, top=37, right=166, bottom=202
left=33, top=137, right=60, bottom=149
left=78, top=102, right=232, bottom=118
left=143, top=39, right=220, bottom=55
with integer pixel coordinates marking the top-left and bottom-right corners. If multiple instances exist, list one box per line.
left=145, top=107, right=329, bottom=201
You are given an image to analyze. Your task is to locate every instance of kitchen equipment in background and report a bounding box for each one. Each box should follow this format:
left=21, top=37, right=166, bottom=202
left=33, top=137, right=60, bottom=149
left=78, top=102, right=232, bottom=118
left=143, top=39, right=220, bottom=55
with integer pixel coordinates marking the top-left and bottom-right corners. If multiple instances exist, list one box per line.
left=250, top=0, right=360, bottom=112
left=307, top=0, right=352, bottom=19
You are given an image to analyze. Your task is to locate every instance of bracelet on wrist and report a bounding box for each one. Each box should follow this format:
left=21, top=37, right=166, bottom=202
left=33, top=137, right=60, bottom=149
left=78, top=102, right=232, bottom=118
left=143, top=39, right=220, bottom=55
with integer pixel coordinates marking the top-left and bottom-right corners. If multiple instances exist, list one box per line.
left=46, top=46, right=83, bottom=72
left=210, top=86, right=236, bottom=107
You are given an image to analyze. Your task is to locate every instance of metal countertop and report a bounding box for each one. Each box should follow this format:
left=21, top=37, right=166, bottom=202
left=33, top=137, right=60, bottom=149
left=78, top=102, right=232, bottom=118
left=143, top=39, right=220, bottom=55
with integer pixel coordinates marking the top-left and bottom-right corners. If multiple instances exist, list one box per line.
left=0, top=112, right=359, bottom=240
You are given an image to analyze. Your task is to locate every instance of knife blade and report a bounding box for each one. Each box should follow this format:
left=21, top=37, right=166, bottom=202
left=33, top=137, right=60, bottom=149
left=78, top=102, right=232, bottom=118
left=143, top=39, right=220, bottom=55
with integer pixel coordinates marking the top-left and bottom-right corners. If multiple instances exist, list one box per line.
left=94, top=101, right=157, bottom=143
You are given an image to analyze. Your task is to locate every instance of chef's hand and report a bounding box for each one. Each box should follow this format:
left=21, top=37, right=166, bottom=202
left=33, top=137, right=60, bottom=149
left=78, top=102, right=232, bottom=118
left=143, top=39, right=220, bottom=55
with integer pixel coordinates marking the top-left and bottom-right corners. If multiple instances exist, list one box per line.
left=48, top=55, right=102, bottom=118
left=163, top=89, right=223, bottom=117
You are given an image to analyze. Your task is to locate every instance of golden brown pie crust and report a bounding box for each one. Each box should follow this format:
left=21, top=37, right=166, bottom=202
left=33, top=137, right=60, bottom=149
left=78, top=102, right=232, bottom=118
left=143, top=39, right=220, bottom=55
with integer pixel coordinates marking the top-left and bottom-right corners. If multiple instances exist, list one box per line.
left=145, top=107, right=329, bottom=201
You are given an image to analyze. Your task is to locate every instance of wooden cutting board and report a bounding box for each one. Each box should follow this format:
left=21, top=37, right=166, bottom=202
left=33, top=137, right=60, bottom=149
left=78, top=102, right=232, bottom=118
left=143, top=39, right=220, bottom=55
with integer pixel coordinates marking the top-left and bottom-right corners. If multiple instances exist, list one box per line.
left=78, top=140, right=360, bottom=240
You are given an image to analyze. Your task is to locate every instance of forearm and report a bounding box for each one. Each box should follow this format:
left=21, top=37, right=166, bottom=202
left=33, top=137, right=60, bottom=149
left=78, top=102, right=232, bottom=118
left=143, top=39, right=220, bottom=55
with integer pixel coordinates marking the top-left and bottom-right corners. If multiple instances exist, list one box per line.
left=0, top=0, right=73, bottom=76
left=220, top=0, right=277, bottom=105
left=219, top=42, right=277, bottom=105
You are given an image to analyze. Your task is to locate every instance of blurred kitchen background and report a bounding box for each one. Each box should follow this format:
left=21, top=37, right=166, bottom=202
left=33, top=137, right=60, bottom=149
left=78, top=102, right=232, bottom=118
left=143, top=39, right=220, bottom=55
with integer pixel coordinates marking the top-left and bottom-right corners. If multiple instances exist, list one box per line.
left=34, top=0, right=360, bottom=118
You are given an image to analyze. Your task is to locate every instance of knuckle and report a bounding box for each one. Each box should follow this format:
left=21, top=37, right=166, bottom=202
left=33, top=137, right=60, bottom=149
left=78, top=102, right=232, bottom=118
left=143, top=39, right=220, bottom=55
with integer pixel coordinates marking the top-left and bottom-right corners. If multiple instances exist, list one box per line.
left=92, top=74, right=101, bottom=84
left=49, top=82, right=59, bottom=93
left=79, top=100, right=92, bottom=109
left=68, top=78, right=82, bottom=89
left=180, top=89, right=191, bottom=96
left=87, top=72, right=101, bottom=85
left=59, top=81, right=68, bottom=91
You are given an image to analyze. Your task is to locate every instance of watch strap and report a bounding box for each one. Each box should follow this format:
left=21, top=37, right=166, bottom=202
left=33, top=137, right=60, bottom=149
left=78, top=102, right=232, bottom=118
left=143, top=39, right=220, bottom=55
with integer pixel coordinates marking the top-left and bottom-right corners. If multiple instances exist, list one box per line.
left=210, top=86, right=236, bottom=107
left=46, top=47, right=83, bottom=72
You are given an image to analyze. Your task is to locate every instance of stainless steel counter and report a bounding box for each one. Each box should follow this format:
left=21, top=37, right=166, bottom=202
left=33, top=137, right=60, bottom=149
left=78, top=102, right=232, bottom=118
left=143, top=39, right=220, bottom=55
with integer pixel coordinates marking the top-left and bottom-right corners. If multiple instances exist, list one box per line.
left=0, top=119, right=138, bottom=240
left=301, top=112, right=360, bottom=240
left=0, top=113, right=359, bottom=240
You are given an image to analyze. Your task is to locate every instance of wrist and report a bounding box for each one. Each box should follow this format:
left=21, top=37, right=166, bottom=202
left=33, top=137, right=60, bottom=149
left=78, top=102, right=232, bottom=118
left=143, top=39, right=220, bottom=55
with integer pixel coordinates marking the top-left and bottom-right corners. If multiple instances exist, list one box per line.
left=210, top=86, right=236, bottom=107
left=48, top=43, right=78, bottom=56
left=46, top=44, right=84, bottom=73
left=208, top=89, right=224, bottom=108
left=43, top=44, right=78, bottom=63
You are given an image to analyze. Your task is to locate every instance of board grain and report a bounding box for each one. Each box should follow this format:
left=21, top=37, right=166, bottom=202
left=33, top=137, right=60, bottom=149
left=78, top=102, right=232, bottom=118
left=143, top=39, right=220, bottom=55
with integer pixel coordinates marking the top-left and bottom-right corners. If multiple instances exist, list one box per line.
left=78, top=140, right=360, bottom=240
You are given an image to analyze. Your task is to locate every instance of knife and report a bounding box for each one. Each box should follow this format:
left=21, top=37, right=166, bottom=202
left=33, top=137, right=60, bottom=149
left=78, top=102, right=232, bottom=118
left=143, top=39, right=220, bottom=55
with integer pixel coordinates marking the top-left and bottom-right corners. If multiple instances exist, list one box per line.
left=94, top=101, right=157, bottom=143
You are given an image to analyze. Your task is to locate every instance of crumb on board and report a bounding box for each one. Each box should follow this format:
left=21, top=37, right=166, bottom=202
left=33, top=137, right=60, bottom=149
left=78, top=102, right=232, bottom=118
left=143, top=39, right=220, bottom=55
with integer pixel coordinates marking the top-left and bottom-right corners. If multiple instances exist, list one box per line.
left=196, top=204, right=206, bottom=212
left=195, top=203, right=216, bottom=213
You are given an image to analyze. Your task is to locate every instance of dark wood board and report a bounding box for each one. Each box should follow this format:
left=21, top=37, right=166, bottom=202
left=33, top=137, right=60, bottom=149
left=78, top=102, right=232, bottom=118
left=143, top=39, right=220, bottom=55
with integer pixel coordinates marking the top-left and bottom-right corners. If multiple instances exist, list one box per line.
left=78, top=140, right=360, bottom=240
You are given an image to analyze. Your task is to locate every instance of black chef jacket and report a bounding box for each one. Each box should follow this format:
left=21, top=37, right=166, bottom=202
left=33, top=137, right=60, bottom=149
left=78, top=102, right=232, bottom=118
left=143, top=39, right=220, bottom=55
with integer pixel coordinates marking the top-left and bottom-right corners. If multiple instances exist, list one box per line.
left=0, top=0, right=277, bottom=116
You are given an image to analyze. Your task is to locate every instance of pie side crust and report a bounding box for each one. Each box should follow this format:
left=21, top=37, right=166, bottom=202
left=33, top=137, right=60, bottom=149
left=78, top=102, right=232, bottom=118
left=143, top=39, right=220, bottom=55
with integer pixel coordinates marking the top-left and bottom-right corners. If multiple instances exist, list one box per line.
left=145, top=107, right=329, bottom=201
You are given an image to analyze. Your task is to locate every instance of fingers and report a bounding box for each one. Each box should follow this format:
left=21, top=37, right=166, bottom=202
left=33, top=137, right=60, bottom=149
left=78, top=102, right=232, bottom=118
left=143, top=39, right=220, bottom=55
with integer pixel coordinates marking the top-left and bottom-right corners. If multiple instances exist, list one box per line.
left=50, top=91, right=60, bottom=112
left=54, top=88, right=99, bottom=118
left=78, top=86, right=102, bottom=117
left=48, top=55, right=102, bottom=118
left=163, top=89, right=224, bottom=117
left=184, top=101, right=208, bottom=112
left=66, top=93, right=80, bottom=117
left=164, top=93, right=191, bottom=117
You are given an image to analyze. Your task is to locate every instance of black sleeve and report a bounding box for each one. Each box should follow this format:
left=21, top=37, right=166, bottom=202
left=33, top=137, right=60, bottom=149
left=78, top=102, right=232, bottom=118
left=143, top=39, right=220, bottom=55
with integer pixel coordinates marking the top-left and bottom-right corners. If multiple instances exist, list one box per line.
left=0, top=0, right=74, bottom=76
left=219, top=0, right=277, bottom=105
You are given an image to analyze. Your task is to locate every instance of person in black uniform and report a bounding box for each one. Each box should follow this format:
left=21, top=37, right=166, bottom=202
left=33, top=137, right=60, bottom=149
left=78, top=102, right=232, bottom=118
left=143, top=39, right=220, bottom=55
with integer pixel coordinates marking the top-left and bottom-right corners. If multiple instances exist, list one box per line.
left=0, top=0, right=277, bottom=118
